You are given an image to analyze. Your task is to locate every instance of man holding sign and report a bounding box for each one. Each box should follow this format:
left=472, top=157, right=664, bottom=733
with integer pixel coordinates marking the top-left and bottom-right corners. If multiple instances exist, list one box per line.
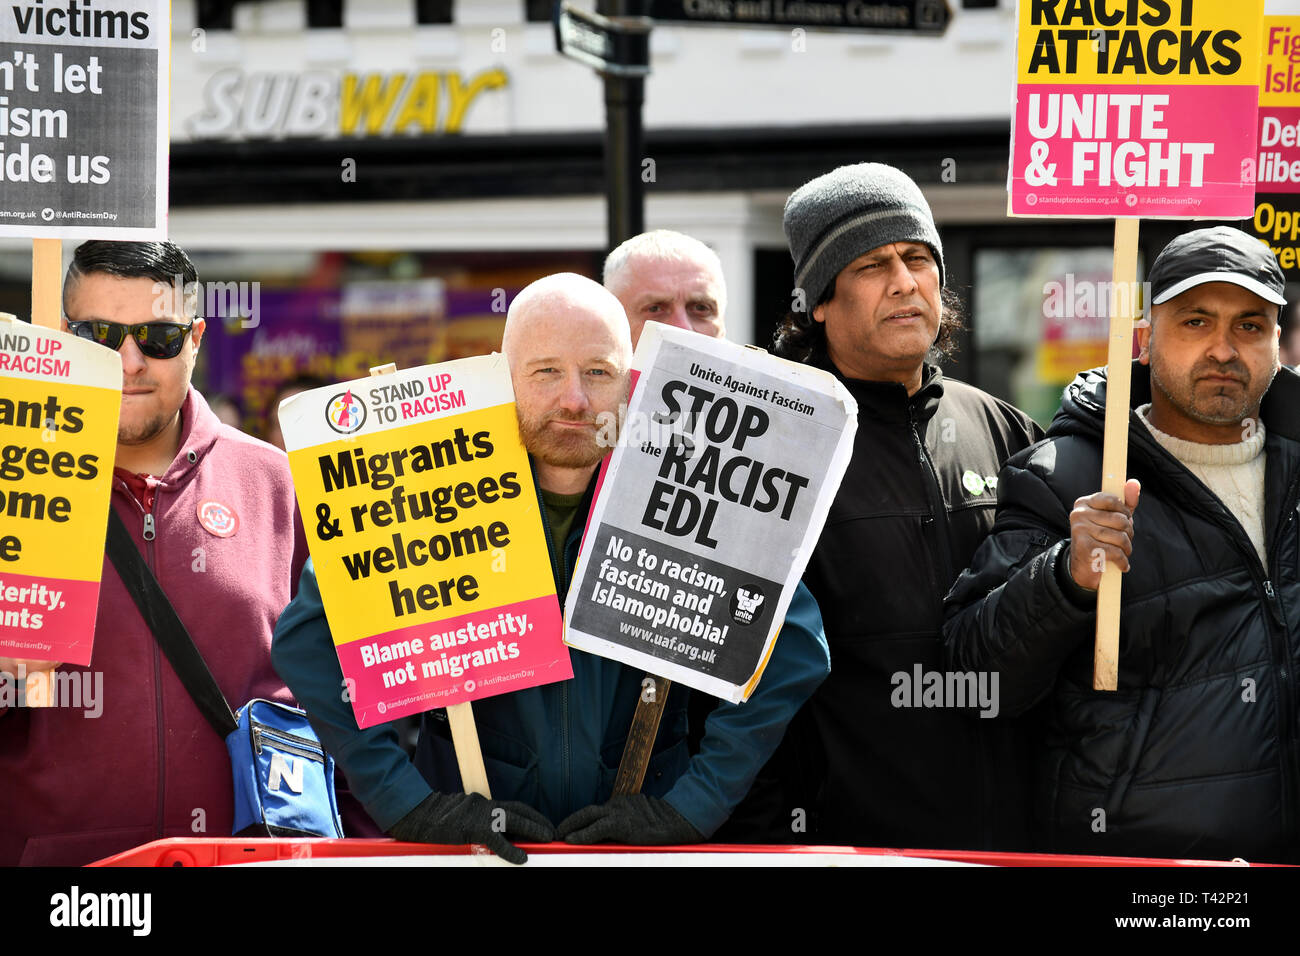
left=274, top=272, right=826, bottom=862
left=594, top=230, right=831, bottom=843
left=1, top=240, right=308, bottom=866
left=944, top=227, right=1299, bottom=861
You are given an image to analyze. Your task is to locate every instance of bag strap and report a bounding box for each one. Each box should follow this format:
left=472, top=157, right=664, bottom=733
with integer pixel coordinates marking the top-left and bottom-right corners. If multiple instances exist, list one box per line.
left=106, top=508, right=239, bottom=738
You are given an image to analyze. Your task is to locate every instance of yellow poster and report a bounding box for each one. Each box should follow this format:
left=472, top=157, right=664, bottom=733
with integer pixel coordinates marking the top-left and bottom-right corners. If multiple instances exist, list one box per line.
left=0, top=317, right=120, bottom=666
left=280, top=355, right=571, bottom=729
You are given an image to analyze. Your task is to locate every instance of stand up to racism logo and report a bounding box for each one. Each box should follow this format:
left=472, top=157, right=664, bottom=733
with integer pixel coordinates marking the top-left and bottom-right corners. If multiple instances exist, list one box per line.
left=326, top=389, right=366, bottom=434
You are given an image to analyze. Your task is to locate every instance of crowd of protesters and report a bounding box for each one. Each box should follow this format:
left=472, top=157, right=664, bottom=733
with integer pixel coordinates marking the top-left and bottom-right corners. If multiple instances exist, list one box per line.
left=3, top=162, right=1297, bottom=866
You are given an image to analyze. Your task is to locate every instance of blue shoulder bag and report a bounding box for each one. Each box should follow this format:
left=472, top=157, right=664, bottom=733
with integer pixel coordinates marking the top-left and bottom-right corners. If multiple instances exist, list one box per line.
left=107, top=509, right=343, bottom=839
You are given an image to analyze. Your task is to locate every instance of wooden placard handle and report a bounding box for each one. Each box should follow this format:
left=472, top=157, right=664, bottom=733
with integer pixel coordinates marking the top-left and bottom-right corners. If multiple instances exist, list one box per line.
left=31, top=239, right=61, bottom=330
left=1093, top=218, right=1140, bottom=692
left=612, top=674, right=671, bottom=795
left=22, top=241, right=62, bottom=703
left=445, top=698, right=492, bottom=799
left=367, top=362, right=492, bottom=797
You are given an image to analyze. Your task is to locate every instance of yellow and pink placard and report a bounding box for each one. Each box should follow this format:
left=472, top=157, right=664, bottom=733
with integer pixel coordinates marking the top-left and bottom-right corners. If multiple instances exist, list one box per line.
left=1011, top=0, right=1264, bottom=218
left=278, top=354, right=571, bottom=729
left=0, top=317, right=120, bottom=666
left=1251, top=16, right=1300, bottom=278
left=1258, top=14, right=1300, bottom=195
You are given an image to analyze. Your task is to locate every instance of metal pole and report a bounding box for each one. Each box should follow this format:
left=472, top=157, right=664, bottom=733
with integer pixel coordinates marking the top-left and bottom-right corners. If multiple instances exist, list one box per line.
left=598, top=0, right=646, bottom=251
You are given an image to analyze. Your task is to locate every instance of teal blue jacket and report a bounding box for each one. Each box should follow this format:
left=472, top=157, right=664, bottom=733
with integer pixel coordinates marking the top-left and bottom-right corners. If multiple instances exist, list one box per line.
left=272, top=475, right=829, bottom=837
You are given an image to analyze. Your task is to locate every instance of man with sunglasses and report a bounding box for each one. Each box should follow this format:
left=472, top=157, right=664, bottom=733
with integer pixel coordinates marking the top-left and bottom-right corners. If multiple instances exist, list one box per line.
left=64, top=256, right=202, bottom=473
left=0, top=240, right=308, bottom=866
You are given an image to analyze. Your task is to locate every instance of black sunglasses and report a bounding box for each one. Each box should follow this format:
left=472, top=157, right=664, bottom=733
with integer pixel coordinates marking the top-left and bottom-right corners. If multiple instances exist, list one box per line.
left=66, top=320, right=195, bottom=359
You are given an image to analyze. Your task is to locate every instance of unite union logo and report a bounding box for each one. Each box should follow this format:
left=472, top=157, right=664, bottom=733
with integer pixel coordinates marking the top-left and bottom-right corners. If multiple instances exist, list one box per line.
left=326, top=389, right=366, bottom=435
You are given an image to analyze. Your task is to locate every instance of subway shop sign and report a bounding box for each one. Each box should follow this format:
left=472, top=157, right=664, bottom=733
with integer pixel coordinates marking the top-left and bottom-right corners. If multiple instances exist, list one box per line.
left=185, top=67, right=508, bottom=139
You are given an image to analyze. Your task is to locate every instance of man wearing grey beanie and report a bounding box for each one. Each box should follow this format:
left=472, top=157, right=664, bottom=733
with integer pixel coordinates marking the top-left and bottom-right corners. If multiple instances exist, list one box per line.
left=728, top=163, right=1043, bottom=852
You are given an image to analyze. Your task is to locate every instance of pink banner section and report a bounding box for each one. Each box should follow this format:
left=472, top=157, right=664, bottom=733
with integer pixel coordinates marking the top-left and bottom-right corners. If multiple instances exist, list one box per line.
left=0, top=573, right=100, bottom=667
left=1011, top=84, right=1259, bottom=217
left=341, top=594, right=571, bottom=728
left=1258, top=106, right=1300, bottom=195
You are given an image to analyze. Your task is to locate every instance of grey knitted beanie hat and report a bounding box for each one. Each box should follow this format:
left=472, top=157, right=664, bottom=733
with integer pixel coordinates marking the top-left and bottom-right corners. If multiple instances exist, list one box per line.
left=783, top=163, right=945, bottom=312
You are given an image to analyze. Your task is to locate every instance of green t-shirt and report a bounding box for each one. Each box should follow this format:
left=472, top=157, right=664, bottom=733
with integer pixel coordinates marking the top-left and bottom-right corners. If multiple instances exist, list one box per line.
left=541, top=488, right=587, bottom=561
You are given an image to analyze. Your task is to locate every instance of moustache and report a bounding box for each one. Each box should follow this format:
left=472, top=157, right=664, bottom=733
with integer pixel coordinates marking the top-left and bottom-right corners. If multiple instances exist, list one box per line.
left=546, top=412, right=597, bottom=426
left=1193, top=361, right=1250, bottom=384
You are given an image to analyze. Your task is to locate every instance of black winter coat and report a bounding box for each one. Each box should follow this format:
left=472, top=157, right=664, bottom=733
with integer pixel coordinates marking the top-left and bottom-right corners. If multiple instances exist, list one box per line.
left=731, top=358, right=1044, bottom=850
left=944, top=361, right=1300, bottom=863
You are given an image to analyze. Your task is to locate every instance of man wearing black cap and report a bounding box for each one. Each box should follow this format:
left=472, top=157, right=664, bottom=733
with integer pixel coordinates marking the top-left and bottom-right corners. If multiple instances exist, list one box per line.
left=743, top=163, right=1043, bottom=851
left=944, top=226, right=1299, bottom=862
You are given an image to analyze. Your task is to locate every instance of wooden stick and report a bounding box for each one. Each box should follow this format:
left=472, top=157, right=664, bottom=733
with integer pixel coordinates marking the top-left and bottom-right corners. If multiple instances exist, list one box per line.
left=445, top=697, right=492, bottom=799
left=613, top=674, right=671, bottom=795
left=31, top=239, right=61, bottom=329
left=368, top=362, right=492, bottom=796
left=21, top=244, right=61, bottom=698
left=1093, top=217, right=1140, bottom=691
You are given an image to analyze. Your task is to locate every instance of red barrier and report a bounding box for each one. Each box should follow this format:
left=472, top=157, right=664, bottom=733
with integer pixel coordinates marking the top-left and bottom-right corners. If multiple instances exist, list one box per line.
left=88, top=837, right=1272, bottom=867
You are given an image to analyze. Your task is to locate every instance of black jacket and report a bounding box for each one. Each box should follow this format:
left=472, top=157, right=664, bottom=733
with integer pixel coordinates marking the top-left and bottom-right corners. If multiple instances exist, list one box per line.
left=731, top=357, right=1044, bottom=849
left=943, top=361, right=1300, bottom=863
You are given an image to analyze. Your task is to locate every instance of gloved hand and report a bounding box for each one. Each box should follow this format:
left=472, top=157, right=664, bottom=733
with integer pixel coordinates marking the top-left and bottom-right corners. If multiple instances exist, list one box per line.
left=387, top=791, right=555, bottom=865
left=556, top=794, right=704, bottom=846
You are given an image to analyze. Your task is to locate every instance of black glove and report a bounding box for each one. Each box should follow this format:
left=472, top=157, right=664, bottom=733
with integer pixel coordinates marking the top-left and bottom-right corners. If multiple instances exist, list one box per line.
left=387, top=791, right=555, bottom=865
left=556, top=794, right=704, bottom=846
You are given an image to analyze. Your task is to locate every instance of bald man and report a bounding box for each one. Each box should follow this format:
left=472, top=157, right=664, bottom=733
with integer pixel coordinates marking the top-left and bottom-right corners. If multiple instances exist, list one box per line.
left=500, top=274, right=632, bottom=490
left=272, top=274, right=824, bottom=862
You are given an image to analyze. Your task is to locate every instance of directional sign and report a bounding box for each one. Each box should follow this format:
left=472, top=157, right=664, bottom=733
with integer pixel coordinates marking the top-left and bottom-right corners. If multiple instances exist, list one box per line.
left=555, top=2, right=652, bottom=77
left=647, top=0, right=952, bottom=35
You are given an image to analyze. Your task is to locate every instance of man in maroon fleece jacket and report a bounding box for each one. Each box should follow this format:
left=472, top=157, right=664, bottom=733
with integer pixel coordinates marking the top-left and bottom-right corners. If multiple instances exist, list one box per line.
left=0, top=241, right=308, bottom=866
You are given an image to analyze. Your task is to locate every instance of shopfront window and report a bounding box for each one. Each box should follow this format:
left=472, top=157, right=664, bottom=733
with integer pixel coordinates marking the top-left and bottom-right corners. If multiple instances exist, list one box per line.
left=189, top=248, right=601, bottom=440
left=974, top=246, right=1144, bottom=427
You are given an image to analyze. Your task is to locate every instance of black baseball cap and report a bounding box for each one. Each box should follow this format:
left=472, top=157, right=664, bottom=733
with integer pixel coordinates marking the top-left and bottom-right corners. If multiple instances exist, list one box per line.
left=1149, top=226, right=1286, bottom=307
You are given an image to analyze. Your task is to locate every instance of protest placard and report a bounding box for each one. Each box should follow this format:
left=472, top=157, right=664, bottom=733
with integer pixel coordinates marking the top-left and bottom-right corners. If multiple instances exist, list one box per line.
left=1009, top=0, right=1264, bottom=219
left=565, top=324, right=856, bottom=704
left=1008, top=0, right=1266, bottom=689
left=0, top=315, right=120, bottom=666
left=0, top=0, right=168, bottom=239
left=279, top=355, right=572, bottom=730
left=1250, top=15, right=1300, bottom=280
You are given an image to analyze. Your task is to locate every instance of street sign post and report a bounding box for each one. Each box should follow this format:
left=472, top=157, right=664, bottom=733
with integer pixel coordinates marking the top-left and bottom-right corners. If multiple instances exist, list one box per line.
left=555, top=2, right=652, bottom=250
left=554, top=2, right=651, bottom=77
